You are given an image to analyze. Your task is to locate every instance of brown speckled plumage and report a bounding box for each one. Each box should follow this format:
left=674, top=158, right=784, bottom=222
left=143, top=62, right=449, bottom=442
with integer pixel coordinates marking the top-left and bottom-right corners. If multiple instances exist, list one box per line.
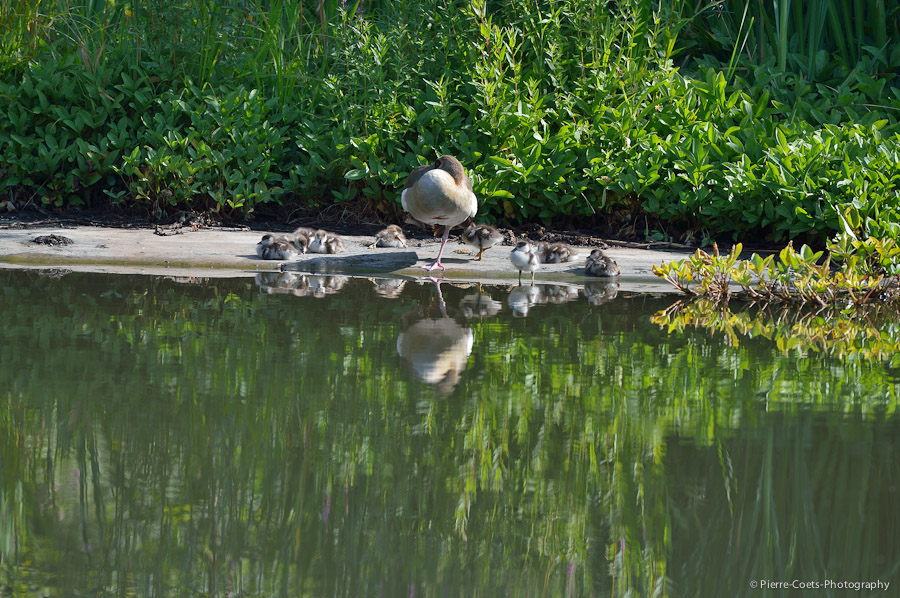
left=256, top=234, right=304, bottom=260
left=373, top=224, right=408, bottom=248
left=461, top=223, right=503, bottom=260
left=538, top=242, right=572, bottom=264
left=309, top=230, right=345, bottom=254
left=584, top=249, right=620, bottom=277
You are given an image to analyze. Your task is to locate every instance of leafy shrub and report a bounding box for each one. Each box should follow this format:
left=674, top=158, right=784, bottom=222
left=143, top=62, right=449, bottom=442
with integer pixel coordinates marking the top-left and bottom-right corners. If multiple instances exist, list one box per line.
left=2, top=0, right=900, bottom=244
left=0, top=53, right=151, bottom=207
left=652, top=236, right=900, bottom=305
left=112, top=83, right=293, bottom=219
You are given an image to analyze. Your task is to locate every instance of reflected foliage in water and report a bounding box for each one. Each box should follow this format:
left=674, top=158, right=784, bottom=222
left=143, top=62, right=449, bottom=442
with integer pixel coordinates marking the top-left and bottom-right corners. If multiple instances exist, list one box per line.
left=1, top=270, right=898, bottom=597
left=653, top=298, right=900, bottom=365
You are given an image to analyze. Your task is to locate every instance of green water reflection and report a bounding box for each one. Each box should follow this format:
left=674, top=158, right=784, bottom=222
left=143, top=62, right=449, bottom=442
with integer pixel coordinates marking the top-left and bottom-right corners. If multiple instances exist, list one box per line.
left=1, top=269, right=898, bottom=597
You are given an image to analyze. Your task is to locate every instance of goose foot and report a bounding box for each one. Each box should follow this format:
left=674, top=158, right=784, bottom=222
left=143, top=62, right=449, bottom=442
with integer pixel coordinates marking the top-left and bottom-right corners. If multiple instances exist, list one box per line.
left=420, top=260, right=446, bottom=271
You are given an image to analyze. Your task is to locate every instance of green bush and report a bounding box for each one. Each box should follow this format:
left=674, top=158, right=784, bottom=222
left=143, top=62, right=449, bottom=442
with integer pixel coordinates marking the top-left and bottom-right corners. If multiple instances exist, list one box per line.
left=0, top=54, right=150, bottom=207
left=2, top=0, right=900, bottom=243
left=112, top=83, right=294, bottom=218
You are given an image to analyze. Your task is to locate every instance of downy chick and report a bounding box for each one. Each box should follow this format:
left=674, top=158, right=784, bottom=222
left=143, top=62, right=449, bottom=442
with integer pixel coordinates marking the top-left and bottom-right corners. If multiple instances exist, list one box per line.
left=510, top=240, right=540, bottom=285
left=584, top=249, right=620, bottom=277
left=461, top=223, right=504, bottom=261
left=308, top=229, right=346, bottom=254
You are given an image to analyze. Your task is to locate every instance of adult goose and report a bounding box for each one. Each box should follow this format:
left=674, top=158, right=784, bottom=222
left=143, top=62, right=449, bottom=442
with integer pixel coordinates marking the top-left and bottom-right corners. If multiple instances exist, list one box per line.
left=401, top=155, right=477, bottom=271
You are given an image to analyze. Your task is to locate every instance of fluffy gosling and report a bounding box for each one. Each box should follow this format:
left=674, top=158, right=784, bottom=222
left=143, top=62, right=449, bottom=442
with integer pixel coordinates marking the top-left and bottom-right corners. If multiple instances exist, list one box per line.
left=461, top=223, right=504, bottom=261
left=584, top=249, right=620, bottom=277
left=538, top=242, right=573, bottom=264
left=256, top=234, right=303, bottom=260
left=308, top=229, right=346, bottom=254
left=370, top=224, right=408, bottom=248
left=510, top=241, right=540, bottom=285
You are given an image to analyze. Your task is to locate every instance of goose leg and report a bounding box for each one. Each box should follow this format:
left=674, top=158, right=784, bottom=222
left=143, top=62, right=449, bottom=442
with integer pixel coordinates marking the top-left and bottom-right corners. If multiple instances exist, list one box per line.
left=421, top=226, right=451, bottom=271
left=425, top=276, right=447, bottom=315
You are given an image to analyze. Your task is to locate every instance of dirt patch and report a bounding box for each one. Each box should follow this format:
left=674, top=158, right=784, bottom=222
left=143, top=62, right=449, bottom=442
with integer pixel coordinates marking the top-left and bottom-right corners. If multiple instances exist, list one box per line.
left=31, top=234, right=74, bottom=246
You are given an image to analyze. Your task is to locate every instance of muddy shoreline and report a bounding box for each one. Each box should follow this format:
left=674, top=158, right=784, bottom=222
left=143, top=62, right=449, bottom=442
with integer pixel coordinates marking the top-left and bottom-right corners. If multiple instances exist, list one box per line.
left=0, top=213, right=701, bottom=293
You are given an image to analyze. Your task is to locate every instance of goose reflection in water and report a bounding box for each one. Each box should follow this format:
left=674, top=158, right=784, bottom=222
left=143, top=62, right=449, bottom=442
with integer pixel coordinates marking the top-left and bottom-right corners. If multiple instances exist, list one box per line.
left=254, top=272, right=348, bottom=298
left=256, top=272, right=307, bottom=296
left=397, top=282, right=473, bottom=394
left=504, top=283, right=578, bottom=317
left=584, top=280, right=619, bottom=305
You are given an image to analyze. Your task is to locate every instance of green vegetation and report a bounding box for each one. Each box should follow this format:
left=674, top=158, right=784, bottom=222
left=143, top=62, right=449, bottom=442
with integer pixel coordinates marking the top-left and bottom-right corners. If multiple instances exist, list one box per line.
left=1, top=270, right=899, bottom=596
left=652, top=231, right=900, bottom=304
left=2, top=1, right=900, bottom=243
left=651, top=225, right=900, bottom=361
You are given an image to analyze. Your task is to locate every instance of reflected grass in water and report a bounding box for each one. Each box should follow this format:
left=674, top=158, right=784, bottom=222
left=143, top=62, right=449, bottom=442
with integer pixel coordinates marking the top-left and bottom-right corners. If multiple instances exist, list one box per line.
left=0, top=269, right=898, bottom=596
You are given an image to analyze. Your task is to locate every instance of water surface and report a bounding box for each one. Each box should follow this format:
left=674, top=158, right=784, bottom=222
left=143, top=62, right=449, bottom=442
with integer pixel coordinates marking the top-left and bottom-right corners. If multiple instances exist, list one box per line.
left=1, top=269, right=898, bottom=596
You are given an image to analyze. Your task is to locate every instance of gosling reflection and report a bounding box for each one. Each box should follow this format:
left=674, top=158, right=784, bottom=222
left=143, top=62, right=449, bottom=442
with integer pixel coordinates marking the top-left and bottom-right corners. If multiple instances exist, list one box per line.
left=255, top=272, right=307, bottom=296
left=370, top=277, right=407, bottom=299
left=584, top=280, right=619, bottom=305
left=307, top=274, right=348, bottom=298
left=164, top=275, right=210, bottom=285
left=541, top=284, right=579, bottom=304
left=507, top=284, right=544, bottom=318
left=505, top=283, right=581, bottom=317
left=37, top=268, right=73, bottom=279
left=397, top=295, right=473, bottom=394
left=254, top=272, right=348, bottom=298
left=459, top=291, right=502, bottom=319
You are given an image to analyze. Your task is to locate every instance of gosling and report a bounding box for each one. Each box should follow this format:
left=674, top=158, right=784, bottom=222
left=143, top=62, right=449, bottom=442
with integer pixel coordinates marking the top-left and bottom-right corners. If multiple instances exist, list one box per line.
left=584, top=249, right=620, bottom=277
left=461, top=223, right=504, bottom=261
left=510, top=240, right=540, bottom=285
left=256, top=234, right=304, bottom=260
left=308, top=230, right=346, bottom=254
left=538, top=242, right=573, bottom=264
left=370, top=224, right=408, bottom=248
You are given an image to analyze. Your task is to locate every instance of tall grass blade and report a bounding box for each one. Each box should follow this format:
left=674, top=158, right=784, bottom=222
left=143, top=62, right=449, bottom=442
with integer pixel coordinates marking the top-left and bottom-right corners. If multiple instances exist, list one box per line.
left=726, top=2, right=753, bottom=82
left=773, top=0, right=792, bottom=73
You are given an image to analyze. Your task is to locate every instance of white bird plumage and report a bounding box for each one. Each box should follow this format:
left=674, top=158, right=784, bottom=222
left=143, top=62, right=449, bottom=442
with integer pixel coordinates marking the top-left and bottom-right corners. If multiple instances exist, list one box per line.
left=510, top=240, right=540, bottom=285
